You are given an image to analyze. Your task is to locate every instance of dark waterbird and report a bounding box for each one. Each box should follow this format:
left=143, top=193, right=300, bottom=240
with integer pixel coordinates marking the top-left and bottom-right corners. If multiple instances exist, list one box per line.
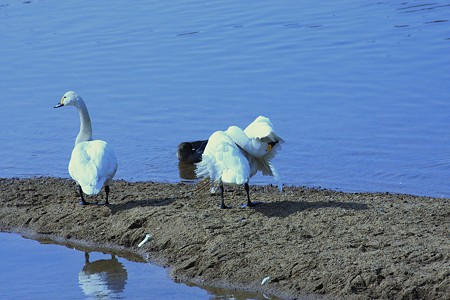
left=176, top=140, right=208, bottom=164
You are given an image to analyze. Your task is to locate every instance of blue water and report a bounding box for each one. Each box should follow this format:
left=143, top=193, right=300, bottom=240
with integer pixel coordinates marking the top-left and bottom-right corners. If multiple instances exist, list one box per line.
left=1, top=1, right=449, bottom=299
left=0, top=233, right=206, bottom=299
left=1, top=0, right=450, bottom=197
left=0, top=233, right=273, bottom=300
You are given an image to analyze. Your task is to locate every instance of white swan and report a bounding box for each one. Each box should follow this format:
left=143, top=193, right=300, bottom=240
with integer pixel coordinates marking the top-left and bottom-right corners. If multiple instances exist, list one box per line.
left=54, top=91, right=118, bottom=205
left=244, top=116, right=284, bottom=156
left=196, top=116, right=283, bottom=208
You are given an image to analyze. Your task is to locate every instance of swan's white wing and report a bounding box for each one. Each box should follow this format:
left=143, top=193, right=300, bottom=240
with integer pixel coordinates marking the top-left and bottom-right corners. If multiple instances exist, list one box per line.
left=196, top=131, right=250, bottom=186
left=244, top=116, right=284, bottom=143
left=226, top=125, right=267, bottom=158
left=92, top=141, right=118, bottom=186
left=69, top=140, right=117, bottom=195
left=69, top=142, right=98, bottom=193
left=244, top=116, right=273, bottom=139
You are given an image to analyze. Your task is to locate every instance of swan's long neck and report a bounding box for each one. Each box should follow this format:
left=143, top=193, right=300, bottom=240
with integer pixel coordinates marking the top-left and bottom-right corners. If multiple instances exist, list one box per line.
left=74, top=99, right=93, bottom=145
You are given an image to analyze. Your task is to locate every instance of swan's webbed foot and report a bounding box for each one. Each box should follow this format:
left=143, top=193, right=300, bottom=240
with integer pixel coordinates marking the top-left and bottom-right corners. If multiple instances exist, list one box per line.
left=247, top=198, right=257, bottom=207
left=240, top=200, right=262, bottom=208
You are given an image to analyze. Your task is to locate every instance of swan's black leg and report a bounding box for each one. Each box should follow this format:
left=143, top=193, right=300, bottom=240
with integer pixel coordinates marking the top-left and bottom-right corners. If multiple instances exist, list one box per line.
left=245, top=183, right=255, bottom=207
left=105, top=185, right=110, bottom=205
left=219, top=184, right=230, bottom=209
left=79, top=186, right=89, bottom=205
left=239, top=183, right=261, bottom=208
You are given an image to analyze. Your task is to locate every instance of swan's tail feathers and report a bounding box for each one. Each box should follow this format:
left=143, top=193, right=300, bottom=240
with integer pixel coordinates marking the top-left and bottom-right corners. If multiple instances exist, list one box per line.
left=269, top=161, right=282, bottom=191
left=195, top=153, right=222, bottom=183
left=195, top=157, right=209, bottom=179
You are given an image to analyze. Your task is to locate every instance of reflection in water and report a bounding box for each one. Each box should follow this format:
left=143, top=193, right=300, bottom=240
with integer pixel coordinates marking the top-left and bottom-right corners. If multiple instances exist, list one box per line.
left=178, top=161, right=198, bottom=180
left=78, top=252, right=128, bottom=299
left=1, top=233, right=280, bottom=299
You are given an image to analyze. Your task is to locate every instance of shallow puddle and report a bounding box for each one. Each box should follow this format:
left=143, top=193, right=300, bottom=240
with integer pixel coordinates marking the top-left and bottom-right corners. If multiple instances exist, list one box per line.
left=0, top=232, right=280, bottom=299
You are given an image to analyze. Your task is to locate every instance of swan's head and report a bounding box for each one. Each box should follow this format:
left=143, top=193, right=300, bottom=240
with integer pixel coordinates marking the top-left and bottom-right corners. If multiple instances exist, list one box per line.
left=54, top=91, right=81, bottom=108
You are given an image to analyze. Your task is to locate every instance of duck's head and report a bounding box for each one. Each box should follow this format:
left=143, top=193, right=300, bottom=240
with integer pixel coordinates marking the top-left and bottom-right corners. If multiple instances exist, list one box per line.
left=54, top=91, right=80, bottom=108
left=177, top=142, right=194, bottom=158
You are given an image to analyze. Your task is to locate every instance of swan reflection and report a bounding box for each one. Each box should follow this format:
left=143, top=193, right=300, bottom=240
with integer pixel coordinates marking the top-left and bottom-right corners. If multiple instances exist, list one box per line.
left=78, top=252, right=128, bottom=299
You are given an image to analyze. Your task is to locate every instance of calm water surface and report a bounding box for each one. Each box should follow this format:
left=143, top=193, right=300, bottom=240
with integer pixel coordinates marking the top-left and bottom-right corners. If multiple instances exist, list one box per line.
left=1, top=1, right=449, bottom=299
left=0, top=233, right=276, bottom=300
left=1, top=0, right=450, bottom=197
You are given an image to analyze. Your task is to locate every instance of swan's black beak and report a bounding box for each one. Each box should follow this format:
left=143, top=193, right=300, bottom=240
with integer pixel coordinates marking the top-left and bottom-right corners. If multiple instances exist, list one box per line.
left=54, top=103, right=64, bottom=108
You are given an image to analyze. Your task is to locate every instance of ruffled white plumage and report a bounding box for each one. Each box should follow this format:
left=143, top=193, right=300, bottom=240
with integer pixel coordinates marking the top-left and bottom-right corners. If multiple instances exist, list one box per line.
left=231, top=116, right=284, bottom=191
left=196, top=131, right=250, bottom=187
left=244, top=116, right=283, bottom=144
left=196, top=116, right=284, bottom=208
